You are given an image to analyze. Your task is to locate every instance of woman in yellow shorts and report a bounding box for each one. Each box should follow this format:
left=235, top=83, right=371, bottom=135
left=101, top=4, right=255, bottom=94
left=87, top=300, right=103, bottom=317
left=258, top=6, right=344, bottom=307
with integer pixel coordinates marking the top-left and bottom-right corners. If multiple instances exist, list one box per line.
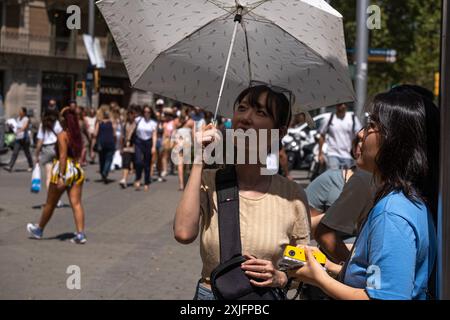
left=27, top=107, right=87, bottom=244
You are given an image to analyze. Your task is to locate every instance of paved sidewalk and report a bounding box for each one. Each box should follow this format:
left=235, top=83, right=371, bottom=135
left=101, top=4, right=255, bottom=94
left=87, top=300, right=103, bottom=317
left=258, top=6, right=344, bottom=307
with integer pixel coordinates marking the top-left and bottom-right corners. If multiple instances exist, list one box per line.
left=0, top=151, right=310, bottom=299
left=0, top=161, right=201, bottom=299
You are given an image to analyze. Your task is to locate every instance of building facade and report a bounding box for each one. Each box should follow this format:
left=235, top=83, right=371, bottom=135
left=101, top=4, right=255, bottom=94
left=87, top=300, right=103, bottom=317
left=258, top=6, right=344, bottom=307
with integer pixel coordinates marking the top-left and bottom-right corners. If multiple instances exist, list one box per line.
left=0, top=0, right=152, bottom=119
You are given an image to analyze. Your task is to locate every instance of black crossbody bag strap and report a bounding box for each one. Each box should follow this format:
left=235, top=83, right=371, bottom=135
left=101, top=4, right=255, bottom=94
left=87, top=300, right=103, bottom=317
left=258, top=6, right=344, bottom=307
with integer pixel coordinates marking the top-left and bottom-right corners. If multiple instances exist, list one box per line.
left=216, top=165, right=242, bottom=262
left=325, top=113, right=335, bottom=136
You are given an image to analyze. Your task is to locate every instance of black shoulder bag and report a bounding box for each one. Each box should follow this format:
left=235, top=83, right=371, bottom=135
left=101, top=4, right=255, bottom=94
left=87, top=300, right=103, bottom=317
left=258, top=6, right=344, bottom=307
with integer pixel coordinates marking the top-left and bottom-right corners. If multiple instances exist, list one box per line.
left=210, top=166, right=285, bottom=300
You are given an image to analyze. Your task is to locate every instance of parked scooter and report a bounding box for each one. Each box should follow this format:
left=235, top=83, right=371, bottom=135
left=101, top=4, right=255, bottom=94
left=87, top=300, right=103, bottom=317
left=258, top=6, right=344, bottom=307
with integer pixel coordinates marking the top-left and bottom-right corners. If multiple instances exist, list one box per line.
left=283, top=132, right=302, bottom=171
left=283, top=130, right=317, bottom=171
left=2, top=120, right=17, bottom=155
left=308, top=133, right=327, bottom=181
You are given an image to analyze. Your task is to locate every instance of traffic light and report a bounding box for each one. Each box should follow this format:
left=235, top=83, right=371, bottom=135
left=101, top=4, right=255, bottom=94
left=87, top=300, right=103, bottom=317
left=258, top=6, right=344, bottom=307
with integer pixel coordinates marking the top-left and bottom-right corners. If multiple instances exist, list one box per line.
left=94, top=70, right=100, bottom=93
left=75, top=81, right=86, bottom=97
left=435, top=72, right=440, bottom=97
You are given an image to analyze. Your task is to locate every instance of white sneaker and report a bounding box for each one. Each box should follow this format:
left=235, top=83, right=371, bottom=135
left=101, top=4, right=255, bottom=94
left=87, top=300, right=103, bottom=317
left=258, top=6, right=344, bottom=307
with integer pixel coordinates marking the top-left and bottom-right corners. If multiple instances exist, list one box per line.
left=56, top=200, right=64, bottom=208
left=27, top=223, right=43, bottom=239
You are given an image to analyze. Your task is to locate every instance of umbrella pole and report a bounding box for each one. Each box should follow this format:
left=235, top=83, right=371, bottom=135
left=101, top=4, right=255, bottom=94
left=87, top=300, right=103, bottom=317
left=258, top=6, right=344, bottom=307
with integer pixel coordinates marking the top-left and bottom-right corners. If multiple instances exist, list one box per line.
left=213, top=6, right=243, bottom=124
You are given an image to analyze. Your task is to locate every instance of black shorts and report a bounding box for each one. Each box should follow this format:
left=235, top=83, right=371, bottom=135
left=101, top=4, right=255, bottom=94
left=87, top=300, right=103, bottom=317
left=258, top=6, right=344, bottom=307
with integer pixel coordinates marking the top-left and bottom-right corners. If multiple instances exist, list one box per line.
left=122, top=152, right=135, bottom=170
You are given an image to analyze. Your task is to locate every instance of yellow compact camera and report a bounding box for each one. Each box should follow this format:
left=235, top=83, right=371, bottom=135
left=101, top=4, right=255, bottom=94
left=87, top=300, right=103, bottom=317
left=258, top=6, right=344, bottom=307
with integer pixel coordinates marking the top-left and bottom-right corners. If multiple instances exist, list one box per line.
left=279, top=245, right=327, bottom=269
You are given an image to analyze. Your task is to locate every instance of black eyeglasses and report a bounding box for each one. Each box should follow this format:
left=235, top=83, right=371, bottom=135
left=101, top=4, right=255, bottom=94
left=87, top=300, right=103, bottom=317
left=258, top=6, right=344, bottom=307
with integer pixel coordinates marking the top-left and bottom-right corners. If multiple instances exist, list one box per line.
left=362, top=114, right=380, bottom=141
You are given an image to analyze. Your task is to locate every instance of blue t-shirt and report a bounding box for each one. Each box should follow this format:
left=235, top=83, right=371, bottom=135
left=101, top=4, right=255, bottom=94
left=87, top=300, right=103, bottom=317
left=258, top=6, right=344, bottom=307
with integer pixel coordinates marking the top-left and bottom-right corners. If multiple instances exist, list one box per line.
left=343, top=191, right=436, bottom=300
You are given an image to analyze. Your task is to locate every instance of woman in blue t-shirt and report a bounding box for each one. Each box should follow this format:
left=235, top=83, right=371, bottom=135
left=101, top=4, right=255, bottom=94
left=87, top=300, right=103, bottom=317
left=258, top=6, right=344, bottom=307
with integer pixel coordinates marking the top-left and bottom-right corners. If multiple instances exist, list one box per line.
left=288, top=85, right=439, bottom=300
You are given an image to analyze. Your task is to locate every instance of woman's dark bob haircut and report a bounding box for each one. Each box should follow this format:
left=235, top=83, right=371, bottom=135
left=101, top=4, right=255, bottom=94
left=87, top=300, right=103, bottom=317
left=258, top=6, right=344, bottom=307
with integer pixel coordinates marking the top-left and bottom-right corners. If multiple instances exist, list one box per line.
left=234, top=85, right=292, bottom=129
left=368, top=84, right=440, bottom=222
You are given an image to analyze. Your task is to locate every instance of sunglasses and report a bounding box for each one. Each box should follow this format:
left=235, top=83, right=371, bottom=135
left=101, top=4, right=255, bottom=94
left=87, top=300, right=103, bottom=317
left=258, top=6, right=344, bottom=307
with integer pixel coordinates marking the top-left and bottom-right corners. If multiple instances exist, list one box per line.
left=361, top=115, right=380, bottom=141
left=249, top=80, right=294, bottom=127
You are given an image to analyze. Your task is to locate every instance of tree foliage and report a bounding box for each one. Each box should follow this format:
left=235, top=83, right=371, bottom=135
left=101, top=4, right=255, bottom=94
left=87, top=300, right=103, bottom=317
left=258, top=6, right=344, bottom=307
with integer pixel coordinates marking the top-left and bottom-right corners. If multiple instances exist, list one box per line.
left=331, top=0, right=441, bottom=99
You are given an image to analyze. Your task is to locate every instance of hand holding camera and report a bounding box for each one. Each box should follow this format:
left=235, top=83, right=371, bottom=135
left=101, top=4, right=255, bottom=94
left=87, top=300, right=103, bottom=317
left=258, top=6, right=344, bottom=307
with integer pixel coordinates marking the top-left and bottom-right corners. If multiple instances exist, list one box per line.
left=285, top=246, right=330, bottom=288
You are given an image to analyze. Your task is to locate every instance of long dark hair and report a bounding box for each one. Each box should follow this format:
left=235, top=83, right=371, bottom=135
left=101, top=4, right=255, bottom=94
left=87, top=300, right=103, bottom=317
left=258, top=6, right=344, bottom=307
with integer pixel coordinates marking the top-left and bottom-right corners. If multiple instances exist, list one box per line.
left=60, top=108, right=83, bottom=159
left=42, top=109, right=59, bottom=133
left=369, top=85, right=440, bottom=222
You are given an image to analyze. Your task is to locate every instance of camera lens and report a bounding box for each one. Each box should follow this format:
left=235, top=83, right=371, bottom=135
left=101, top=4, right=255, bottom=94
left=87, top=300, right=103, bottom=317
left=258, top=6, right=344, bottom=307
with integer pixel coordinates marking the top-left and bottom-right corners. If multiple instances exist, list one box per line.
left=289, top=250, right=296, bottom=257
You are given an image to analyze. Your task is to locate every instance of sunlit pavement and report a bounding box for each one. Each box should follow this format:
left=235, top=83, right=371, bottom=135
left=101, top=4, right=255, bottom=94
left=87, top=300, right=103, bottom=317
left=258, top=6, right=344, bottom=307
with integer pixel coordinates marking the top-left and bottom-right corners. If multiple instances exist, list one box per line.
left=0, top=152, right=310, bottom=299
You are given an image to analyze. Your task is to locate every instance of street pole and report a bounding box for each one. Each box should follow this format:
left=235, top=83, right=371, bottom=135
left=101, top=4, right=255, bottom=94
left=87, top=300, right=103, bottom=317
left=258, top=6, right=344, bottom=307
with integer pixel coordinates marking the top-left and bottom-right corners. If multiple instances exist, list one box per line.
left=87, top=0, right=95, bottom=108
left=321, top=0, right=331, bottom=114
left=438, top=0, right=450, bottom=300
left=0, top=94, right=5, bottom=153
left=355, top=0, right=370, bottom=122
left=0, top=0, right=6, bottom=153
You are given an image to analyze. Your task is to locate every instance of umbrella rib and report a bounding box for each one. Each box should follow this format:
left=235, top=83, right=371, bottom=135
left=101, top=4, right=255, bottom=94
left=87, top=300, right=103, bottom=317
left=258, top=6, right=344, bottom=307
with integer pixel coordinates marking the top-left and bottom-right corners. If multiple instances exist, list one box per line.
left=242, top=22, right=253, bottom=85
left=246, top=0, right=271, bottom=13
left=205, top=0, right=235, bottom=14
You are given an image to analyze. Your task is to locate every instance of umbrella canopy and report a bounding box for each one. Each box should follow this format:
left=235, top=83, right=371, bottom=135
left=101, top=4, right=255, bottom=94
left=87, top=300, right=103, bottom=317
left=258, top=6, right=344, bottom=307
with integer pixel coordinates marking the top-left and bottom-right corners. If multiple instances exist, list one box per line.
left=97, top=0, right=355, bottom=117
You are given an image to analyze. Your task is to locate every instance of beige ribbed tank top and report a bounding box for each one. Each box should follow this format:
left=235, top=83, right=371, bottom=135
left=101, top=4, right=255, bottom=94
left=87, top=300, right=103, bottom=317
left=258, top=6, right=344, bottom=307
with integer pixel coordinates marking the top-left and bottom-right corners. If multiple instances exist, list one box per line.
left=199, top=169, right=311, bottom=282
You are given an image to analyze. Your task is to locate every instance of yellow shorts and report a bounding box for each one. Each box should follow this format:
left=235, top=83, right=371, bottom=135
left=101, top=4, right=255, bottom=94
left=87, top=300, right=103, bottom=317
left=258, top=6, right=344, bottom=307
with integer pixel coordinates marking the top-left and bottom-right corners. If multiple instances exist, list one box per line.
left=50, top=158, right=85, bottom=187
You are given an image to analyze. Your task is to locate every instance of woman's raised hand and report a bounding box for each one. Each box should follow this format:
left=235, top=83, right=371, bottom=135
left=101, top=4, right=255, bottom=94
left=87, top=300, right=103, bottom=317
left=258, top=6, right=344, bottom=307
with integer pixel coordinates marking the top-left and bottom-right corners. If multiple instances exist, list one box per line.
left=194, top=123, right=221, bottom=148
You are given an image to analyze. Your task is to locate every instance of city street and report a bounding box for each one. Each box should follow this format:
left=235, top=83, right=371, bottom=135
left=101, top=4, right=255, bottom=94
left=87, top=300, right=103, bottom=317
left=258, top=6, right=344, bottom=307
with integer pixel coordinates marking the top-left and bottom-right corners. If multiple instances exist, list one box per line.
left=0, top=152, right=309, bottom=300
left=0, top=0, right=449, bottom=303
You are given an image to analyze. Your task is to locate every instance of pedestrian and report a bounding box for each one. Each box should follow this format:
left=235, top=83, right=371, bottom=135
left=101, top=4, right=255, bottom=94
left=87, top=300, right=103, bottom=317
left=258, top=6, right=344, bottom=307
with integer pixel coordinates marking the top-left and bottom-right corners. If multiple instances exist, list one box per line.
left=151, top=110, right=165, bottom=182
left=288, top=85, right=439, bottom=300
left=69, top=100, right=78, bottom=112
left=26, top=107, right=87, bottom=244
left=34, top=109, right=65, bottom=208
left=84, top=107, right=97, bottom=164
left=161, top=107, right=176, bottom=178
left=174, top=85, right=310, bottom=300
left=111, top=106, right=123, bottom=171
left=318, top=103, right=362, bottom=170
left=91, top=106, right=116, bottom=184
left=134, top=105, right=157, bottom=191
left=4, top=107, right=33, bottom=172
left=46, top=98, right=58, bottom=112
left=191, top=106, right=206, bottom=131
left=306, top=133, right=375, bottom=263
left=173, top=105, right=195, bottom=191
left=75, top=106, right=91, bottom=167
left=155, top=98, right=165, bottom=115
left=119, top=109, right=137, bottom=188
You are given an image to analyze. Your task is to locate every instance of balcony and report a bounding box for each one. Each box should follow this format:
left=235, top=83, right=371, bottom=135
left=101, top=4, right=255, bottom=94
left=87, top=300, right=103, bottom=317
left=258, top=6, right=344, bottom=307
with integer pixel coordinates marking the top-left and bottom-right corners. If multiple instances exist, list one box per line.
left=0, top=29, right=122, bottom=63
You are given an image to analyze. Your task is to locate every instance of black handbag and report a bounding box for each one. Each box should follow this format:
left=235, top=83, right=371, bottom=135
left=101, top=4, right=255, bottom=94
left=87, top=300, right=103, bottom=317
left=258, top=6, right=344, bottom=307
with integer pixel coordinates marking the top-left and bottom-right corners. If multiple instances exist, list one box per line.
left=210, top=166, right=285, bottom=300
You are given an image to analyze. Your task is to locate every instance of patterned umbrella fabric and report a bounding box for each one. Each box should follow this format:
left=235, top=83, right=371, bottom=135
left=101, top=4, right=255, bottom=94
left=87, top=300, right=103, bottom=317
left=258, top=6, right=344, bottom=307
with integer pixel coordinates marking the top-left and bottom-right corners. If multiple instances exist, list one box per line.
left=97, top=0, right=355, bottom=117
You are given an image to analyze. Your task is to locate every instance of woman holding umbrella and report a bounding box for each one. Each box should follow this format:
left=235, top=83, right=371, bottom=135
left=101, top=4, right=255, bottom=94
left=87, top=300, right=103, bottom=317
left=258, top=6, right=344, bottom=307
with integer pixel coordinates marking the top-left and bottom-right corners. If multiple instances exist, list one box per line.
left=174, top=85, right=310, bottom=300
left=287, top=86, right=439, bottom=300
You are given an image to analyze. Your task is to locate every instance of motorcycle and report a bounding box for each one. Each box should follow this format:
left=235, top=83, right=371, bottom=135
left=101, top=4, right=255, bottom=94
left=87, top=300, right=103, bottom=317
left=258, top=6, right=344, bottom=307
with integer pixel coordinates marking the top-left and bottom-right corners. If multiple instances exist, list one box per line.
left=1, top=122, right=16, bottom=155
left=282, top=132, right=302, bottom=171
left=283, top=131, right=316, bottom=171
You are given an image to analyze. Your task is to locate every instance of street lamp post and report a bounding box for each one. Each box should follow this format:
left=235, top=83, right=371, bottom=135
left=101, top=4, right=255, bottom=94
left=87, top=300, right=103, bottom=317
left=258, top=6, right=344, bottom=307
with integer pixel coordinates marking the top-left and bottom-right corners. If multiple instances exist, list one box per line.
left=438, top=0, right=450, bottom=300
left=355, top=0, right=370, bottom=122
left=86, top=0, right=95, bottom=108
left=0, top=94, right=5, bottom=154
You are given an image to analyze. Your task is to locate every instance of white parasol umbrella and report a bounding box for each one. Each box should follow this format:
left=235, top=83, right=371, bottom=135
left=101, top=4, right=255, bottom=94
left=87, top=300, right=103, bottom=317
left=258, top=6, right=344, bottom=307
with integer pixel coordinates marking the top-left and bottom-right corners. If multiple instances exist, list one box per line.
left=97, top=0, right=355, bottom=119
